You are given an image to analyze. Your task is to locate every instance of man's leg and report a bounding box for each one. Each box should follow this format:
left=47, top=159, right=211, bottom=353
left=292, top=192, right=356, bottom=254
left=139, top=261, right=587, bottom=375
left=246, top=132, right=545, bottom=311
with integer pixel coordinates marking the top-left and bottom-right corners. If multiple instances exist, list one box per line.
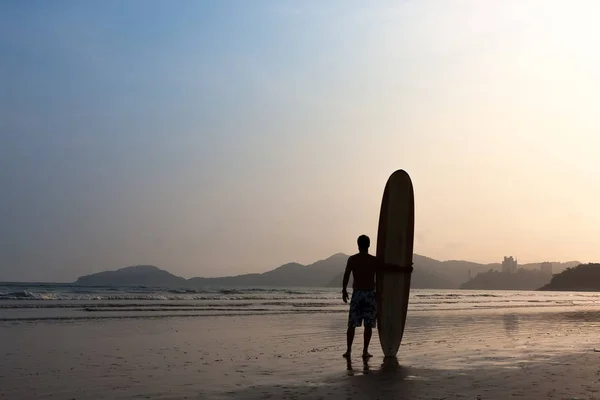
left=362, top=290, right=376, bottom=358
left=363, top=326, right=372, bottom=358
left=344, top=326, right=355, bottom=357
left=344, top=291, right=357, bottom=357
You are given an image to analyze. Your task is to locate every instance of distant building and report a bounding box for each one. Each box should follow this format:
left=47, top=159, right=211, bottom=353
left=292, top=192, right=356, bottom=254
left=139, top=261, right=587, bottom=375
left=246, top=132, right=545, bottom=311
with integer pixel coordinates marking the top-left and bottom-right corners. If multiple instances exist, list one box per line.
left=502, top=256, right=518, bottom=273
left=540, top=262, right=552, bottom=275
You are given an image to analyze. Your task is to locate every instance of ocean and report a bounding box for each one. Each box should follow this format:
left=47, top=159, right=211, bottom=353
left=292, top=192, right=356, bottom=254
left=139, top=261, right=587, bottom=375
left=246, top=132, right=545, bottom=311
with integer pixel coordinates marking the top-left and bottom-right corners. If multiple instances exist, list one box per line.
left=2, top=282, right=600, bottom=322
left=4, top=282, right=600, bottom=399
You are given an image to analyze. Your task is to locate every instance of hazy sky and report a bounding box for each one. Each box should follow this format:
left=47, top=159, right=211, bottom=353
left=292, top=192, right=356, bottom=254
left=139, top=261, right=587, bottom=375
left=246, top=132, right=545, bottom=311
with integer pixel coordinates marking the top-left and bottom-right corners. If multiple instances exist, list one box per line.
left=2, top=1, right=600, bottom=282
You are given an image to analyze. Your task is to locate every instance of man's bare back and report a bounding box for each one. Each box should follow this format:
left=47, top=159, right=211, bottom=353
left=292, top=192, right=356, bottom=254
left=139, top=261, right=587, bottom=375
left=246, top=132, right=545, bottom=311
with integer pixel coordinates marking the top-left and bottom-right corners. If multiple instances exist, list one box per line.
left=344, top=253, right=381, bottom=291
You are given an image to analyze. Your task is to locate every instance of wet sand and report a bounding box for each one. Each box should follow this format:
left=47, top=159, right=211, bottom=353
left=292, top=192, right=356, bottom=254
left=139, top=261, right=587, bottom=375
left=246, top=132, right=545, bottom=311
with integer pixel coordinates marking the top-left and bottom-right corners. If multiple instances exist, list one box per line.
left=1, top=307, right=600, bottom=399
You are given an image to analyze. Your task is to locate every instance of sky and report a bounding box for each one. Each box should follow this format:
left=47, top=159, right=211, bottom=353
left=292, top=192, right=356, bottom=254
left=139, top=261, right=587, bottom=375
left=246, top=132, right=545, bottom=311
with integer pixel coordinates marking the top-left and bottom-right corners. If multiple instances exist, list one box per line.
left=2, top=0, right=600, bottom=282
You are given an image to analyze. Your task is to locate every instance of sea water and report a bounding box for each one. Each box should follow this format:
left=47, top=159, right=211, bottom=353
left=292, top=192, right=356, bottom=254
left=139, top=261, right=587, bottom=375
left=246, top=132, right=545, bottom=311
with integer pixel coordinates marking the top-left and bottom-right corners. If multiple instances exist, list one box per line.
left=2, top=282, right=600, bottom=322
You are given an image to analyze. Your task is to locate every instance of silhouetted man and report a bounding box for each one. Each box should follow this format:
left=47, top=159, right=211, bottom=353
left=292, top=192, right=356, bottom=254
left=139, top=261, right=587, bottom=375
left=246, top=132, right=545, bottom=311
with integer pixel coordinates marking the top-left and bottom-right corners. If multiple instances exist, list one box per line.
left=342, top=234, right=412, bottom=358
left=341, top=234, right=379, bottom=359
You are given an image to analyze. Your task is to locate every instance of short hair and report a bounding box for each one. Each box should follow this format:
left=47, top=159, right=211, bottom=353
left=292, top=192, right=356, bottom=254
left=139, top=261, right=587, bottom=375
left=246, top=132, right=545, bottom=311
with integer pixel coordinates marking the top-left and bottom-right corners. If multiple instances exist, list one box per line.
left=357, top=234, right=370, bottom=249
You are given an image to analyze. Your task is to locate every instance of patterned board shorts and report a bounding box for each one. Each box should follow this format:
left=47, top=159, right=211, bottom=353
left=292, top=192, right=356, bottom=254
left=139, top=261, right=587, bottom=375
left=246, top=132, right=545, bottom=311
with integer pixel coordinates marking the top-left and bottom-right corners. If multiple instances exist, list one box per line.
left=348, top=290, right=377, bottom=328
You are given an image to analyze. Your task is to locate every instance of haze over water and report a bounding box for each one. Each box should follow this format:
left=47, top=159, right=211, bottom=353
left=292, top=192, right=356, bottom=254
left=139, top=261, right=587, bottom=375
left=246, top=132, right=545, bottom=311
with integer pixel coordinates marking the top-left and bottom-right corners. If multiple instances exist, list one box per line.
left=3, top=1, right=600, bottom=282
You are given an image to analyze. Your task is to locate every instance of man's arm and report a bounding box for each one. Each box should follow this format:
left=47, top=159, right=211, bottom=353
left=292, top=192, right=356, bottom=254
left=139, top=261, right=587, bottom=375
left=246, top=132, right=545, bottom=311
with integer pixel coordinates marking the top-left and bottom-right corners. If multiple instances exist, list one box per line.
left=342, top=258, right=352, bottom=293
left=342, top=258, right=352, bottom=303
left=378, top=261, right=414, bottom=273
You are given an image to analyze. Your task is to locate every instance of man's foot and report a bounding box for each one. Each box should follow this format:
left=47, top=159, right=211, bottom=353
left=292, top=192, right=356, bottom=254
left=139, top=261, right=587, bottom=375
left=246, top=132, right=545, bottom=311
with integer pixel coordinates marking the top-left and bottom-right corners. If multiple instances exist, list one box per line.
left=362, top=352, right=372, bottom=359
left=343, top=351, right=351, bottom=358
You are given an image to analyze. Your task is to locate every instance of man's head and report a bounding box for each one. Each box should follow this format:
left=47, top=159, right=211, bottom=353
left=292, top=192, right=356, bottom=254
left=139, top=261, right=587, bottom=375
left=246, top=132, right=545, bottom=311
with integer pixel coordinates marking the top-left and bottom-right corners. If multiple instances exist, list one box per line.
left=357, top=234, right=370, bottom=253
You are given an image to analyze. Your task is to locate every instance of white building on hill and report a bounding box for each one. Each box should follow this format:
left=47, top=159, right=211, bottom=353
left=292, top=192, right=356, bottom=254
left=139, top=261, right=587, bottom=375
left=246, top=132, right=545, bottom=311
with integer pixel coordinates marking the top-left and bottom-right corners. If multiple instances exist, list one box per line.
left=502, top=256, right=518, bottom=273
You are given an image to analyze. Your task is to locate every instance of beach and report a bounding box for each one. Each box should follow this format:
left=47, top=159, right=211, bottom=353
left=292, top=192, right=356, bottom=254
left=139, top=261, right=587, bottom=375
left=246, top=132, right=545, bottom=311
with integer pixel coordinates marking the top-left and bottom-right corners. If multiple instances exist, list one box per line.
left=2, top=288, right=600, bottom=400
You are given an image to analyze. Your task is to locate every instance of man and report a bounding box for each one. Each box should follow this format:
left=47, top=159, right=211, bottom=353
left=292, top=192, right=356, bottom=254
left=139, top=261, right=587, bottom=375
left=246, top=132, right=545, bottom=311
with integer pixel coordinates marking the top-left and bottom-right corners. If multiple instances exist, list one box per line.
left=342, top=234, right=412, bottom=359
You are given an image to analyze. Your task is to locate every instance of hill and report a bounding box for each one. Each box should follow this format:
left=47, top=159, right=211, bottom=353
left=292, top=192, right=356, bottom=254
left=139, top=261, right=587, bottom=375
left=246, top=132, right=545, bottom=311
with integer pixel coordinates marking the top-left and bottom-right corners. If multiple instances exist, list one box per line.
left=406, top=255, right=490, bottom=287
left=74, top=254, right=461, bottom=289
left=326, top=254, right=460, bottom=289
left=459, top=268, right=552, bottom=290
left=75, top=265, right=187, bottom=287
left=538, top=263, right=600, bottom=291
left=326, top=268, right=457, bottom=289
left=511, top=261, right=580, bottom=274
left=187, top=253, right=349, bottom=288
left=72, top=255, right=583, bottom=290
left=457, top=261, right=581, bottom=291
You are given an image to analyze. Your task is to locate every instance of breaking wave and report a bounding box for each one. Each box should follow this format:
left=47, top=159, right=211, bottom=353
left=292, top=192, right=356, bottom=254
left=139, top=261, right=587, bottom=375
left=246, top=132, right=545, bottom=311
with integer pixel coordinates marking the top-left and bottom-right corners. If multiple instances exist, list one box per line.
left=2, top=284, right=600, bottom=322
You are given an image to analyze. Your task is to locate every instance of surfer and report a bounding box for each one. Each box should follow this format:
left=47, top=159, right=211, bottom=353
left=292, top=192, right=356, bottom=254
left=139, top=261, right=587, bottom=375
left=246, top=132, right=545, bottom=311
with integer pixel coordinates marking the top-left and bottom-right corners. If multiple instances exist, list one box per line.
left=342, top=234, right=412, bottom=359
left=341, top=234, right=379, bottom=359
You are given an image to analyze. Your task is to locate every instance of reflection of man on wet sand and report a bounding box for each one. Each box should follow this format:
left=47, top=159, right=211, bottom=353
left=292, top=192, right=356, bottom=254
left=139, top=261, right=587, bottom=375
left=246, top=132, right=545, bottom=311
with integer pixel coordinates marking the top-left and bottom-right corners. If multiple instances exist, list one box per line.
left=503, top=313, right=519, bottom=335
left=342, top=234, right=412, bottom=359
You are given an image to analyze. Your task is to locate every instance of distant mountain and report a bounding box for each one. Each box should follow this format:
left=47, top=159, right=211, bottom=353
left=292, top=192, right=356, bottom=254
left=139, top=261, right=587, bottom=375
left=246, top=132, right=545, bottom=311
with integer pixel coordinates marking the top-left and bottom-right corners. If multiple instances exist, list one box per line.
left=406, top=255, right=490, bottom=287
left=72, top=255, right=583, bottom=290
left=187, top=253, right=348, bottom=288
left=75, top=265, right=187, bottom=287
left=510, top=261, right=580, bottom=274
left=326, top=254, right=460, bottom=289
left=459, top=268, right=553, bottom=290
left=326, top=268, right=457, bottom=289
left=190, top=253, right=459, bottom=289
left=457, top=260, right=582, bottom=291
left=538, top=263, right=600, bottom=291
left=423, top=258, right=579, bottom=287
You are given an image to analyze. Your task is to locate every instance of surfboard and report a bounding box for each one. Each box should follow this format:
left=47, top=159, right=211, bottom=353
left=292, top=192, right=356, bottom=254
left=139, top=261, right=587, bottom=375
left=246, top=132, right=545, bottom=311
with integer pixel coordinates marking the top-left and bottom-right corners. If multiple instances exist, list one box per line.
left=376, top=169, right=415, bottom=357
